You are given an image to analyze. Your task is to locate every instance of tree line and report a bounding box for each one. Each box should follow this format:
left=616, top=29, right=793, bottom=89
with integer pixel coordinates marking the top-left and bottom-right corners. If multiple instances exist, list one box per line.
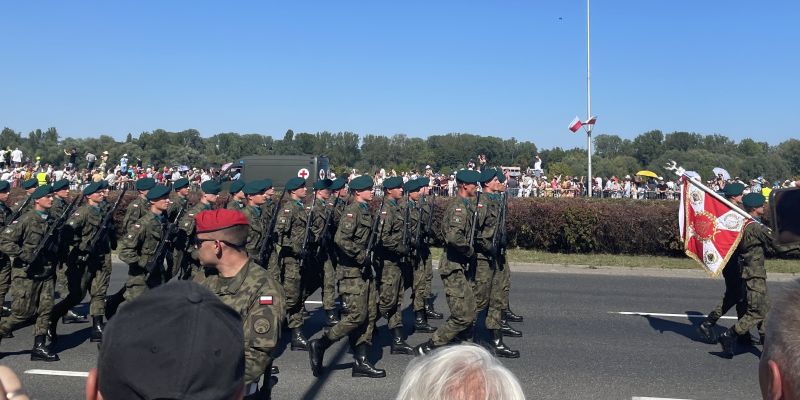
left=1, top=127, right=797, bottom=181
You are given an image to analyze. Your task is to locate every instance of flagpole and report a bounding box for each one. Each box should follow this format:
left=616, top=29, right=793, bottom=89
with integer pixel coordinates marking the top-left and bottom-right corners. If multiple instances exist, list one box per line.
left=666, top=162, right=756, bottom=223
left=585, top=0, right=593, bottom=197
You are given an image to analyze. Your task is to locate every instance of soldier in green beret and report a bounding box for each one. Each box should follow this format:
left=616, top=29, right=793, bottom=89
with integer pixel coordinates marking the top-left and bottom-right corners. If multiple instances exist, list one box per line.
left=0, top=185, right=60, bottom=361
left=718, top=193, right=800, bottom=358
left=227, top=180, right=247, bottom=210
left=302, top=179, right=341, bottom=326
left=165, top=178, right=191, bottom=281
left=404, top=178, right=436, bottom=334
left=11, top=178, right=39, bottom=217
left=416, top=178, right=443, bottom=321
left=415, top=169, right=482, bottom=355
left=0, top=181, right=11, bottom=320
left=493, top=171, right=524, bottom=329
left=308, top=175, right=385, bottom=378
left=174, top=180, right=221, bottom=281
left=122, top=177, right=156, bottom=233
left=50, top=179, right=77, bottom=307
left=242, top=180, right=272, bottom=267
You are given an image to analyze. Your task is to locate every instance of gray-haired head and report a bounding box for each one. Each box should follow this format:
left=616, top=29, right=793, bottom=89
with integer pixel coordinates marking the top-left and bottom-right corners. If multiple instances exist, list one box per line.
left=396, top=344, right=525, bottom=400
left=760, top=279, right=800, bottom=398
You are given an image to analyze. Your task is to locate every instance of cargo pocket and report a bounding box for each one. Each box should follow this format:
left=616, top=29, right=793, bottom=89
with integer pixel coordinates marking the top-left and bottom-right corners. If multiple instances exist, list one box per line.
left=10, top=278, right=34, bottom=317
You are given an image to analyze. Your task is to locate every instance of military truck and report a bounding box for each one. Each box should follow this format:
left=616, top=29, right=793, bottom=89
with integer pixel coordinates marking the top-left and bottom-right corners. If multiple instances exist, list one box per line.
left=226, top=155, right=330, bottom=189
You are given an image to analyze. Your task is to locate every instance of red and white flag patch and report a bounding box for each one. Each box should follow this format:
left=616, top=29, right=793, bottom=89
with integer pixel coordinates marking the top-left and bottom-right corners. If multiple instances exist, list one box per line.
left=259, top=296, right=273, bottom=305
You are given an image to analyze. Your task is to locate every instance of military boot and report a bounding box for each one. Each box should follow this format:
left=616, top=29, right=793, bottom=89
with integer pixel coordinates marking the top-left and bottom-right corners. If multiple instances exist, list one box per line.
left=271, top=366, right=280, bottom=375
left=325, top=309, right=340, bottom=326
left=718, top=328, right=737, bottom=359
left=500, top=319, right=522, bottom=337
left=1, top=332, right=12, bottom=339
left=46, top=323, right=58, bottom=344
left=352, top=344, right=385, bottom=378
left=90, top=316, right=105, bottom=343
left=390, top=327, right=415, bottom=355
left=697, top=320, right=717, bottom=343
left=425, top=300, right=443, bottom=319
left=308, top=335, right=333, bottom=377
left=414, top=339, right=436, bottom=356
left=455, top=324, right=474, bottom=343
left=413, top=310, right=436, bottom=333
left=504, top=308, right=523, bottom=323
left=490, top=329, right=520, bottom=358
left=291, top=328, right=309, bottom=351
left=31, top=335, right=60, bottom=362
left=1, top=306, right=10, bottom=317
left=62, top=309, right=88, bottom=324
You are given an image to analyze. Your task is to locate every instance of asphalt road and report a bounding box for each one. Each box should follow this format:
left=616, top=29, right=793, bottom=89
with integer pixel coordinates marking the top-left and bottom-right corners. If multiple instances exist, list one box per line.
left=2, top=262, right=787, bottom=400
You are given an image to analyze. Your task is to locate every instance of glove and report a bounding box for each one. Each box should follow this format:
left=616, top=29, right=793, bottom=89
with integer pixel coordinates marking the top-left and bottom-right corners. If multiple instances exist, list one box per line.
left=356, top=251, right=367, bottom=266
left=463, top=246, right=475, bottom=259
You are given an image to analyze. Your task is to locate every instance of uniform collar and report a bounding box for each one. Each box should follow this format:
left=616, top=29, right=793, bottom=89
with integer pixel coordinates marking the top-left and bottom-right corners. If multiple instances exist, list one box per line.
left=358, top=202, right=369, bottom=211
left=35, top=210, right=49, bottom=219
left=214, top=260, right=252, bottom=295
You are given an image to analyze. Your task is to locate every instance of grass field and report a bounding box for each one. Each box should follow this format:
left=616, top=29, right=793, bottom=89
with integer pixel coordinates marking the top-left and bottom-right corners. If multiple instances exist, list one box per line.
left=429, top=248, right=800, bottom=274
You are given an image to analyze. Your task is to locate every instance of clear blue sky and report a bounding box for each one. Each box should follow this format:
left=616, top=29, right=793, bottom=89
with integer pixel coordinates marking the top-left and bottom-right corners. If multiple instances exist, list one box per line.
left=1, top=1, right=797, bottom=150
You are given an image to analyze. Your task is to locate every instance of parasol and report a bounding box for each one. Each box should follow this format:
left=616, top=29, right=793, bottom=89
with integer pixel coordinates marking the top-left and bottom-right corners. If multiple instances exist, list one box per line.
left=712, top=167, right=730, bottom=181
left=636, top=170, right=658, bottom=179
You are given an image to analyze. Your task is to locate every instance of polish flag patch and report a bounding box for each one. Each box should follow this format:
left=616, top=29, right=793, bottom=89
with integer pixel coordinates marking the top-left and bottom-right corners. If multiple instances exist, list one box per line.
left=259, top=296, right=273, bottom=305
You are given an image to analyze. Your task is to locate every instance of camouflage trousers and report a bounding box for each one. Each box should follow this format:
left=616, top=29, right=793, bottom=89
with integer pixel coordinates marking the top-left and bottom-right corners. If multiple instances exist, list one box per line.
left=279, top=252, right=304, bottom=329
left=122, top=263, right=159, bottom=305
left=472, top=255, right=494, bottom=312
left=432, top=268, right=476, bottom=346
left=706, top=267, right=745, bottom=324
left=51, top=251, right=112, bottom=322
left=326, top=266, right=377, bottom=347
left=55, top=257, right=68, bottom=298
left=734, top=277, right=769, bottom=336
left=0, top=268, right=54, bottom=337
left=497, top=255, right=511, bottom=313
left=411, top=246, right=433, bottom=311
left=377, top=258, right=405, bottom=329
left=0, top=255, right=10, bottom=307
left=301, top=253, right=338, bottom=311
left=487, top=258, right=508, bottom=330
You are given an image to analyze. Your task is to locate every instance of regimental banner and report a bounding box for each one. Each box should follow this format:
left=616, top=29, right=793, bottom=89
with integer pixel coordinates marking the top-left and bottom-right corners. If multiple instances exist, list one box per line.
left=679, top=176, right=747, bottom=276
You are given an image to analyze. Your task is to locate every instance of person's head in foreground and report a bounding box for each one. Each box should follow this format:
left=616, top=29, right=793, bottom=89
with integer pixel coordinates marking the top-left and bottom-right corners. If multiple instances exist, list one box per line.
left=760, top=279, right=800, bottom=400
left=395, top=343, right=525, bottom=400
left=86, top=281, right=245, bottom=400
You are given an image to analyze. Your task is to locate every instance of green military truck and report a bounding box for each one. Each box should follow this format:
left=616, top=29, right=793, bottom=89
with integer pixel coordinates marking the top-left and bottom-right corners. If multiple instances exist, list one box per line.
left=227, top=155, right=330, bottom=189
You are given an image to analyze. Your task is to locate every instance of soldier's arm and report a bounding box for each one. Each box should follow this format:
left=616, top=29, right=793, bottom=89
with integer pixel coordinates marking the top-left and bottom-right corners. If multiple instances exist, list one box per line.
left=0, top=218, right=25, bottom=259
left=118, top=222, right=146, bottom=266
left=334, top=209, right=364, bottom=262
left=62, top=210, right=87, bottom=250
left=379, top=207, right=402, bottom=252
left=243, top=281, right=285, bottom=384
left=444, top=206, right=472, bottom=254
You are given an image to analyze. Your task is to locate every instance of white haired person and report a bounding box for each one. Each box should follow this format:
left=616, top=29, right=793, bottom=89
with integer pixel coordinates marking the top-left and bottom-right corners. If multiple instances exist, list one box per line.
left=396, top=344, right=525, bottom=400
left=760, top=279, right=800, bottom=400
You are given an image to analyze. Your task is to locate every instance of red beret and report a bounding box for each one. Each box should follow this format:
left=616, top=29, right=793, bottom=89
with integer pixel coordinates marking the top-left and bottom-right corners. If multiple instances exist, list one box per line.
left=195, top=209, right=249, bottom=234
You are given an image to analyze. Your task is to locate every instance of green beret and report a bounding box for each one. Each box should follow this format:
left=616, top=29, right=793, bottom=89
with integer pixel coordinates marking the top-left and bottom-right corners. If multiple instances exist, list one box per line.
left=313, top=178, right=332, bottom=191
left=403, top=179, right=420, bottom=193
left=243, top=180, right=269, bottom=195
left=742, top=193, right=765, bottom=208
left=22, top=178, right=38, bottom=190
left=263, top=179, right=273, bottom=190
left=229, top=180, right=246, bottom=194
left=383, top=176, right=403, bottom=190
left=135, top=177, right=156, bottom=191
left=145, top=185, right=171, bottom=201
left=0, top=181, right=9, bottom=192
left=285, top=177, right=306, bottom=191
left=31, top=184, right=52, bottom=200
left=83, top=182, right=102, bottom=196
left=52, top=179, right=70, bottom=192
left=349, top=176, right=374, bottom=191
left=496, top=170, right=507, bottom=183
left=329, top=178, right=346, bottom=191
left=172, top=178, right=189, bottom=190
left=722, top=182, right=745, bottom=197
left=455, top=169, right=482, bottom=184
left=98, top=180, right=109, bottom=189
left=201, top=180, right=221, bottom=195
left=480, top=169, right=497, bottom=184
left=417, top=177, right=430, bottom=187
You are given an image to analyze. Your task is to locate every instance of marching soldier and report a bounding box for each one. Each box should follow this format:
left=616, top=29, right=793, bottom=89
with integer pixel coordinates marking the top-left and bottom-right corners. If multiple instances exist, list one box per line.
left=493, top=172, right=523, bottom=337
left=274, top=177, right=311, bottom=351
left=718, top=193, right=800, bottom=358
left=194, top=209, right=286, bottom=399
left=166, top=177, right=190, bottom=280
left=0, top=185, right=60, bottom=361
left=227, top=180, right=247, bottom=210
left=118, top=185, right=172, bottom=304
left=121, top=177, right=156, bottom=233
left=415, top=169, right=481, bottom=355
left=48, top=182, right=114, bottom=343
left=175, top=180, right=221, bottom=281
left=50, top=179, right=79, bottom=316
left=308, top=175, right=385, bottom=378
left=320, top=178, right=347, bottom=325
left=376, top=176, right=414, bottom=355
left=404, top=178, right=436, bottom=333
left=241, top=179, right=273, bottom=267
left=11, top=178, right=39, bottom=216
left=416, top=178, right=443, bottom=321
left=300, top=179, right=340, bottom=326
left=0, top=182, right=11, bottom=321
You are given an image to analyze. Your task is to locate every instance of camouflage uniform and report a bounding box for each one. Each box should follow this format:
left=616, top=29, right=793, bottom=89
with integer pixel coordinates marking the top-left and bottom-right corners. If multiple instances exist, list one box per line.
left=411, top=197, right=434, bottom=311
left=202, top=259, right=286, bottom=385
left=376, top=198, right=409, bottom=330
left=228, top=198, right=246, bottom=211
left=11, top=195, right=32, bottom=218
left=118, top=212, right=167, bottom=303
left=0, top=202, right=12, bottom=310
left=473, top=193, right=499, bottom=326
left=121, top=196, right=149, bottom=233
left=50, top=196, right=71, bottom=297
left=275, top=199, right=309, bottom=332
left=300, top=198, right=334, bottom=308
left=243, top=205, right=268, bottom=268
left=174, top=202, right=212, bottom=281
left=0, top=210, right=56, bottom=337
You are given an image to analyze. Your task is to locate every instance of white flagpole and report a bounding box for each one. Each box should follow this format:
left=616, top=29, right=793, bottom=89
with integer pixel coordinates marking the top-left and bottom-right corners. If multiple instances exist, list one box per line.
left=585, top=0, right=593, bottom=197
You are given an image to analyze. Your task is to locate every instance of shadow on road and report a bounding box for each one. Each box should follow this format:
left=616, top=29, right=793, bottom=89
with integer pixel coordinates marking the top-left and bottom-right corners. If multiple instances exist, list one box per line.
left=299, top=338, right=351, bottom=400
left=641, top=312, right=763, bottom=359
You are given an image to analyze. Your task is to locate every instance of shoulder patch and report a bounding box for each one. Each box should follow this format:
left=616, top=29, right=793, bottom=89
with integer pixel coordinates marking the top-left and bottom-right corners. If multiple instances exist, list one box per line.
left=283, top=209, right=290, bottom=213
left=73, top=212, right=80, bottom=216
left=11, top=220, right=18, bottom=224
left=346, top=213, right=353, bottom=218
left=132, top=204, right=139, bottom=207
left=259, top=295, right=273, bottom=305
left=455, top=208, right=462, bottom=212
left=253, top=318, right=271, bottom=335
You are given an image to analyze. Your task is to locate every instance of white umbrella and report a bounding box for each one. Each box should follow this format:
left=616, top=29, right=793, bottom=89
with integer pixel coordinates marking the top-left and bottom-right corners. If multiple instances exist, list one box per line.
left=712, top=167, right=730, bottom=180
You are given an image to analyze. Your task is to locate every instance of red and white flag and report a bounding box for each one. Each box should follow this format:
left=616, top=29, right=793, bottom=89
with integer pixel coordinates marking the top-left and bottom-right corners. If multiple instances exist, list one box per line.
left=568, top=116, right=597, bottom=133
left=679, top=176, right=746, bottom=276
left=259, top=295, right=273, bottom=305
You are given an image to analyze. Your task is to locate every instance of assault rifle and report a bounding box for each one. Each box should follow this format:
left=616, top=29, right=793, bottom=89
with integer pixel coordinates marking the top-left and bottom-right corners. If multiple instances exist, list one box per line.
left=85, top=186, right=128, bottom=257
left=424, top=192, right=436, bottom=244
left=28, top=194, right=83, bottom=278
left=144, top=206, right=185, bottom=286
left=315, top=196, right=340, bottom=259
left=7, top=195, right=32, bottom=225
left=400, top=192, right=410, bottom=264
left=468, top=191, right=482, bottom=249
left=363, top=196, right=387, bottom=278
left=257, top=190, right=287, bottom=266
left=490, top=191, right=508, bottom=261
left=298, top=190, right=317, bottom=269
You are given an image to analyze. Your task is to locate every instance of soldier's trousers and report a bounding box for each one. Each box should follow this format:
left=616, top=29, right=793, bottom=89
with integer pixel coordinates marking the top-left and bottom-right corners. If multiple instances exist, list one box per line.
left=707, top=267, right=745, bottom=324
left=280, top=252, right=304, bottom=329
left=0, top=269, right=54, bottom=337
left=301, top=253, right=337, bottom=311
left=487, top=259, right=506, bottom=330
left=55, top=258, right=68, bottom=298
left=51, top=252, right=112, bottom=322
left=377, top=259, right=404, bottom=329
left=472, top=255, right=494, bottom=312
left=0, top=255, right=10, bottom=307
left=498, top=255, right=511, bottom=312
left=326, top=266, right=377, bottom=347
left=733, top=277, right=769, bottom=336
left=432, top=268, right=476, bottom=346
left=412, top=247, right=433, bottom=311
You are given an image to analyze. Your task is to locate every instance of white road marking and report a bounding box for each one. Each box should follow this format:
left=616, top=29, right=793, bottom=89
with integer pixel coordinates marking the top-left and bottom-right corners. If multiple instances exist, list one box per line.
left=632, top=397, right=694, bottom=400
left=25, top=369, right=89, bottom=378
left=611, top=311, right=735, bottom=320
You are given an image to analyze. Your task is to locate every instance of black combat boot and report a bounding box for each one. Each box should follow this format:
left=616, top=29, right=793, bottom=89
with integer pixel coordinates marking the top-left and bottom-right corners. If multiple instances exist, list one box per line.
left=291, top=328, right=309, bottom=351
left=425, top=300, right=443, bottom=319
left=62, top=309, right=88, bottom=324
left=413, top=310, right=436, bottom=333
left=718, top=328, right=737, bottom=358
left=46, top=323, right=58, bottom=344
left=455, top=325, right=474, bottom=343
left=1, top=306, right=10, bottom=317
left=490, top=329, right=520, bottom=358
left=414, top=339, right=436, bottom=356
left=90, top=316, right=105, bottom=343
left=308, top=335, right=333, bottom=377
left=504, top=308, right=523, bottom=323
left=500, top=319, right=522, bottom=337
left=697, top=320, right=717, bottom=343
left=31, top=335, right=60, bottom=362
left=271, top=366, right=279, bottom=374
left=390, top=327, right=415, bottom=355
left=325, top=309, right=340, bottom=326
left=352, top=344, right=385, bottom=378
left=1, top=330, right=12, bottom=339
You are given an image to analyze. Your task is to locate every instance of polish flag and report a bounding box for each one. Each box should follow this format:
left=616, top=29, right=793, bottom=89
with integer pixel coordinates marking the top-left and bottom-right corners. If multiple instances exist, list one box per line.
left=259, top=296, right=273, bottom=305
left=568, top=117, right=582, bottom=132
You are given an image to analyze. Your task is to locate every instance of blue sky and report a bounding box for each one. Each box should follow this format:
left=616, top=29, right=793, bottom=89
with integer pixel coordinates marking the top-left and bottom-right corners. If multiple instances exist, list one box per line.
left=1, top=1, right=797, bottom=150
